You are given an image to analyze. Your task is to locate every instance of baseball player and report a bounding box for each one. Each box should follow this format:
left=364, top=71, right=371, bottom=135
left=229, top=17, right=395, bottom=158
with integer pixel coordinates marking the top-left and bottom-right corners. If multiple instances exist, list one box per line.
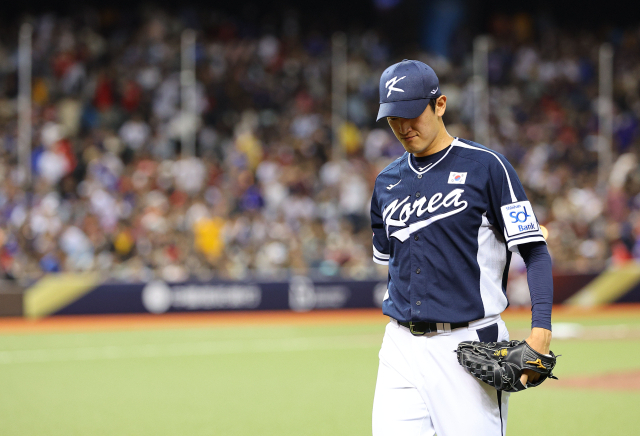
left=370, top=60, right=553, bottom=436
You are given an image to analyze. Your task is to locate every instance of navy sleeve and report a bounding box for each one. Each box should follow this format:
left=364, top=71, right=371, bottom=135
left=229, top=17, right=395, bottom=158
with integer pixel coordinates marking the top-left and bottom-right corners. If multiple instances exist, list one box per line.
left=486, top=154, right=546, bottom=252
left=518, top=242, right=553, bottom=331
left=371, top=186, right=390, bottom=265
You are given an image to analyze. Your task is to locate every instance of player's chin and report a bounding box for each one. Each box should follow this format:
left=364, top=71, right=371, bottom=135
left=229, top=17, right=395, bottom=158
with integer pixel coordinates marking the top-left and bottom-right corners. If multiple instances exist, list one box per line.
left=402, top=141, right=426, bottom=154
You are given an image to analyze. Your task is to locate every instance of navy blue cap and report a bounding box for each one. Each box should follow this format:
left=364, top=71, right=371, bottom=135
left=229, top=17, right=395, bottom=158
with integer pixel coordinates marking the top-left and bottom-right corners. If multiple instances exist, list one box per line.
left=376, top=59, right=441, bottom=121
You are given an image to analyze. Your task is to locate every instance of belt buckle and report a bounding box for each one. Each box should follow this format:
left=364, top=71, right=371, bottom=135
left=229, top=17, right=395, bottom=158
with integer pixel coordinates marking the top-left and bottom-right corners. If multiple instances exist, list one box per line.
left=409, top=322, right=428, bottom=336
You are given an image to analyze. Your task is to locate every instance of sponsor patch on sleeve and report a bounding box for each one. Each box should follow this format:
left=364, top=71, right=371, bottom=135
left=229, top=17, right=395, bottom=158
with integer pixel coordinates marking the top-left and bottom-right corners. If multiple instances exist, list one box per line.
left=501, top=201, right=540, bottom=238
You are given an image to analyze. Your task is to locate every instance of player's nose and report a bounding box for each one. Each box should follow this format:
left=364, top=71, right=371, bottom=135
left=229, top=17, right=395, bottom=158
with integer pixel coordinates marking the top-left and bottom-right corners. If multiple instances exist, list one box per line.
left=398, top=119, right=413, bottom=134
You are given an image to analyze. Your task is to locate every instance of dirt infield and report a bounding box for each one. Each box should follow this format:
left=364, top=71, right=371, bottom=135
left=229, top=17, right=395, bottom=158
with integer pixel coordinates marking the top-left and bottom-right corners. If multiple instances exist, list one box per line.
left=0, top=309, right=389, bottom=334
left=0, top=304, right=639, bottom=334
left=553, top=370, right=640, bottom=392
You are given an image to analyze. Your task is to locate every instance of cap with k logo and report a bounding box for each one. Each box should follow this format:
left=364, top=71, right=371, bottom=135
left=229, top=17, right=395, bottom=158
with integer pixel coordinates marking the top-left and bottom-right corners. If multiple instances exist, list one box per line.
left=376, top=59, right=442, bottom=121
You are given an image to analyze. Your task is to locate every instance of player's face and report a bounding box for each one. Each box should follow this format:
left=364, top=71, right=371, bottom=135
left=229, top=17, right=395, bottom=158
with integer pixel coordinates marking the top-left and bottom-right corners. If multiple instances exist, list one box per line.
left=387, top=96, right=447, bottom=157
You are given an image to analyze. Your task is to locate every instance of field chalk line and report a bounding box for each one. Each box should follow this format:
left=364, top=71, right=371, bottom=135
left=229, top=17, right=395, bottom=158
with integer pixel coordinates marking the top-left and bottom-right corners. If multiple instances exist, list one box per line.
left=0, top=334, right=382, bottom=365
left=2, top=323, right=638, bottom=365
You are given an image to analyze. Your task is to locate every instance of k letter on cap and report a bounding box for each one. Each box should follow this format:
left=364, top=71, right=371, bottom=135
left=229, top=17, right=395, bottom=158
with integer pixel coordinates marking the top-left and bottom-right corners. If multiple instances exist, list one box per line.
left=377, top=59, right=442, bottom=121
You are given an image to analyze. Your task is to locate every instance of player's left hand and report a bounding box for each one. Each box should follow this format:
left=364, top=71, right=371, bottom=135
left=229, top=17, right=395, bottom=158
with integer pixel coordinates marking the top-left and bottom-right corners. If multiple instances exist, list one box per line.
left=521, top=327, right=552, bottom=385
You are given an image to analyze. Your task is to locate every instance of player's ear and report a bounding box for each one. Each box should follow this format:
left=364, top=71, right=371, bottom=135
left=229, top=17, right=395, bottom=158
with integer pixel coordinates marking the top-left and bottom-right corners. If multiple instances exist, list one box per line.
left=435, top=95, right=447, bottom=117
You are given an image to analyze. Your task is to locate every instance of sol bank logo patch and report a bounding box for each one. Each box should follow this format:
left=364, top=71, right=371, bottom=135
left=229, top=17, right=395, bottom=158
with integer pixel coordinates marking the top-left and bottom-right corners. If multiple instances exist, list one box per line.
left=500, top=201, right=540, bottom=237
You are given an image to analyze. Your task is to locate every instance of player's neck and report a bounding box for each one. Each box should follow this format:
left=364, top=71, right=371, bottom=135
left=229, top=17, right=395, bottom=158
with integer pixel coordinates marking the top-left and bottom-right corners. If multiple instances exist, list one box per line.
left=413, top=124, right=453, bottom=158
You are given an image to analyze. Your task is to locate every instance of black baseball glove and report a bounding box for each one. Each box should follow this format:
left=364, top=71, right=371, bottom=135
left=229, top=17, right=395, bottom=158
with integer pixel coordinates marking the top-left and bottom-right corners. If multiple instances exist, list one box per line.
left=456, top=340, right=558, bottom=392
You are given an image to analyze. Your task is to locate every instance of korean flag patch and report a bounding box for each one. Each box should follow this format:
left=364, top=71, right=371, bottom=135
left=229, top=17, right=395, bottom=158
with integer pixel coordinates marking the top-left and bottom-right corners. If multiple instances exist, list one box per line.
left=448, top=172, right=467, bottom=184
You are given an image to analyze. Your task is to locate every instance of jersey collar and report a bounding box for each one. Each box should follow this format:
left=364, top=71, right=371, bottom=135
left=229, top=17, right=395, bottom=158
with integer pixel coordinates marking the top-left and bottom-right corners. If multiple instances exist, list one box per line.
left=406, top=137, right=459, bottom=175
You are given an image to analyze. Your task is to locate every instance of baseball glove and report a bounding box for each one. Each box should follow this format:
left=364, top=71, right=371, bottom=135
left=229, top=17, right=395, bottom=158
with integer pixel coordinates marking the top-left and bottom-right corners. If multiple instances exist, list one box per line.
left=456, top=340, right=558, bottom=392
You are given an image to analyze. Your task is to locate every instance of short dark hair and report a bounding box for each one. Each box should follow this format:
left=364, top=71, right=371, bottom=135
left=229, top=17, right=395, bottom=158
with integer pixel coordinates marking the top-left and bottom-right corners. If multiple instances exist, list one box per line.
left=428, top=99, right=437, bottom=112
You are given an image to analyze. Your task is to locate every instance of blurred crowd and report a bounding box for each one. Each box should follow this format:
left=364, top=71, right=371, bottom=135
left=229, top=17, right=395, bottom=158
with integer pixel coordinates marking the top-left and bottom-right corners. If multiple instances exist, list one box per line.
left=0, top=9, right=639, bottom=283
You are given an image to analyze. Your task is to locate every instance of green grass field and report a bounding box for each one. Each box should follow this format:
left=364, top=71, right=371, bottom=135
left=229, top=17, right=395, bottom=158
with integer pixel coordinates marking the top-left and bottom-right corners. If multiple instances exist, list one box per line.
left=0, top=311, right=639, bottom=436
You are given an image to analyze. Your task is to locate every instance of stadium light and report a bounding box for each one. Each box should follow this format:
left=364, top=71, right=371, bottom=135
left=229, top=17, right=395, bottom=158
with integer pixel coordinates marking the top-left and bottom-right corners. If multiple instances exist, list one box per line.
left=331, top=32, right=347, bottom=161
left=473, top=35, right=490, bottom=148
left=181, top=29, right=197, bottom=158
left=598, top=43, right=613, bottom=194
left=18, top=23, right=32, bottom=188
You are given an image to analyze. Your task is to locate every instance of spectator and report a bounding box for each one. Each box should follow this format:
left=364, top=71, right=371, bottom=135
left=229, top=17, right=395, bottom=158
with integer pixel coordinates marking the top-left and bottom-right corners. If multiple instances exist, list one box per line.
left=0, top=8, right=638, bottom=283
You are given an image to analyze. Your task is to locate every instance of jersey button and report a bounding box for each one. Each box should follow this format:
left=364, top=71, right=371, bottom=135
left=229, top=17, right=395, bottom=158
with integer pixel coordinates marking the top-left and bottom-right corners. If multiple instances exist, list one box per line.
left=414, top=235, right=419, bottom=241
left=415, top=192, right=421, bottom=198
left=415, top=268, right=421, bottom=274
left=417, top=174, right=423, bottom=179
left=416, top=301, right=421, bottom=306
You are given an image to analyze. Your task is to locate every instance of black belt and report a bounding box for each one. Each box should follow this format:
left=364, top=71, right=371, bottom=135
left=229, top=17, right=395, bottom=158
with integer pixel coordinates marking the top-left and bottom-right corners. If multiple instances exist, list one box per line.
left=395, top=319, right=469, bottom=336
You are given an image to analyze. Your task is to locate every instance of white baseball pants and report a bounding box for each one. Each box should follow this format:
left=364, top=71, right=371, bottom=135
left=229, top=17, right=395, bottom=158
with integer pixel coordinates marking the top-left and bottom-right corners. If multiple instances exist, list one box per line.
left=372, top=316, right=510, bottom=436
